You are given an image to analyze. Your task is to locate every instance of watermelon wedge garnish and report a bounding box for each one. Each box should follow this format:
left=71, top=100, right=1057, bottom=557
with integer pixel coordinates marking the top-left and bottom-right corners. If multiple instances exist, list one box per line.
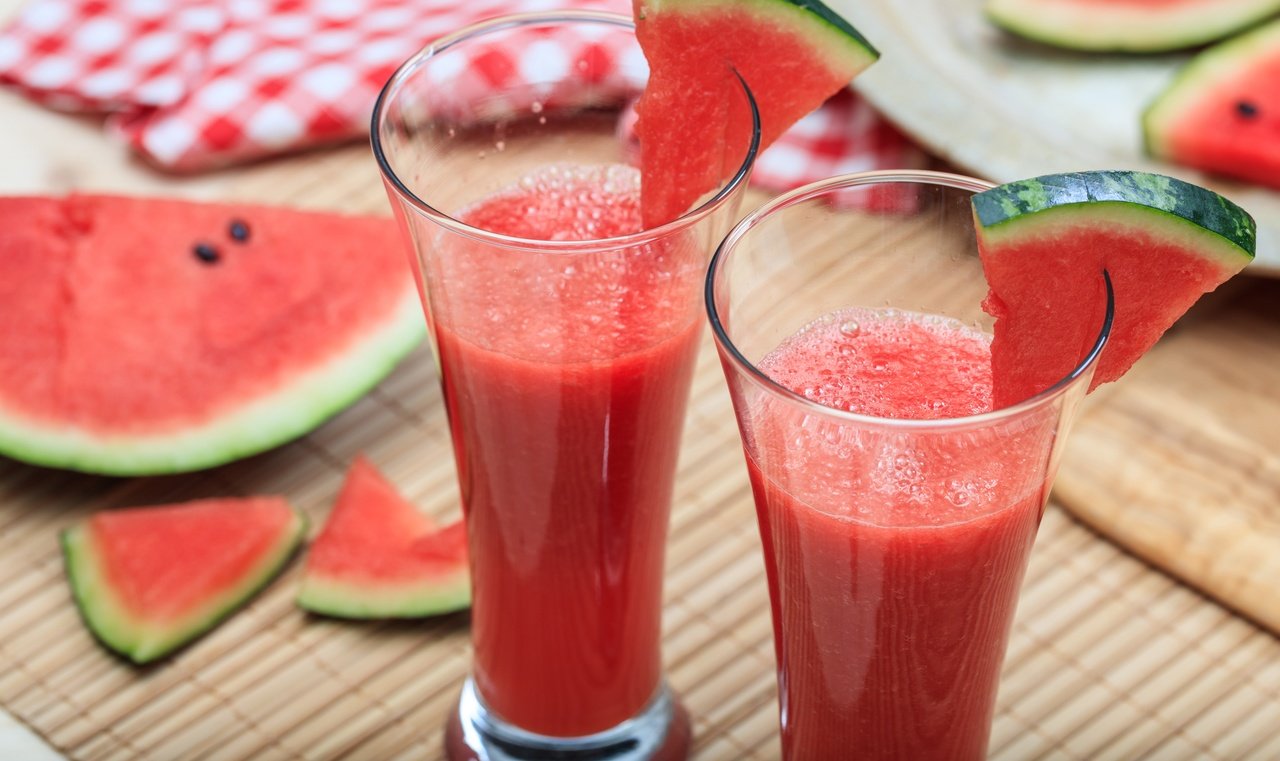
left=986, top=0, right=1280, bottom=52
left=633, top=0, right=879, bottom=226
left=62, top=497, right=306, bottom=664
left=297, top=458, right=470, bottom=619
left=973, top=170, right=1256, bottom=408
left=0, top=195, right=425, bottom=476
left=1144, top=19, right=1280, bottom=191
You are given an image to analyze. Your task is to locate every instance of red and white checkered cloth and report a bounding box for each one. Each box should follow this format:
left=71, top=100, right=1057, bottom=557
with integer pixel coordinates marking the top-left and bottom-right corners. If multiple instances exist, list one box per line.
left=0, top=0, right=925, bottom=186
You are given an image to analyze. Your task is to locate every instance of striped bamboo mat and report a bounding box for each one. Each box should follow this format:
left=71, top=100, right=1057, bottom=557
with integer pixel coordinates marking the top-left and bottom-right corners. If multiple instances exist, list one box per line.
left=0, top=146, right=1277, bottom=759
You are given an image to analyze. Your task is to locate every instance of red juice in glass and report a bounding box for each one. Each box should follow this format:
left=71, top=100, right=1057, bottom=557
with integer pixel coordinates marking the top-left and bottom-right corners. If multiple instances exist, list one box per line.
left=747, top=308, right=1048, bottom=760
left=431, top=165, right=701, bottom=737
left=707, top=171, right=1107, bottom=761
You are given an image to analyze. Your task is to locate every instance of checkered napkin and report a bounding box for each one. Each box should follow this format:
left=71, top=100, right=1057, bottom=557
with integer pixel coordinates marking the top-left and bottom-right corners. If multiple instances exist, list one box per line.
left=0, top=0, right=925, bottom=186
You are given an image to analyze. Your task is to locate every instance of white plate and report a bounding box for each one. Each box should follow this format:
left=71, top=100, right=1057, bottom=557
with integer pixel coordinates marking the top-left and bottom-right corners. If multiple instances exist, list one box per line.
left=829, top=0, right=1280, bottom=275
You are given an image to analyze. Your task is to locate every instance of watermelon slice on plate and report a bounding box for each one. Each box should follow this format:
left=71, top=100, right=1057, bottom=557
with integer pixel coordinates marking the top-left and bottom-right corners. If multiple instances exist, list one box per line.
left=62, top=497, right=306, bottom=664
left=985, top=0, right=1280, bottom=52
left=972, top=170, right=1256, bottom=408
left=297, top=458, right=470, bottom=619
left=0, top=195, right=424, bottom=476
left=1144, top=19, right=1280, bottom=191
left=633, top=0, right=879, bottom=225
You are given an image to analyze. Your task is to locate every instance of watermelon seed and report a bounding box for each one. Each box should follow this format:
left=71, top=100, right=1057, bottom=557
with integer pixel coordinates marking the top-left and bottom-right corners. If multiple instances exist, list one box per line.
left=193, top=243, right=220, bottom=264
left=1237, top=101, right=1259, bottom=119
left=228, top=219, right=250, bottom=242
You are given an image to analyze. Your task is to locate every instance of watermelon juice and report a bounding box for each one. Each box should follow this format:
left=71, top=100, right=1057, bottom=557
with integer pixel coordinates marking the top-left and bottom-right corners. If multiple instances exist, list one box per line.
left=736, top=307, right=1066, bottom=760
left=428, top=165, right=702, bottom=738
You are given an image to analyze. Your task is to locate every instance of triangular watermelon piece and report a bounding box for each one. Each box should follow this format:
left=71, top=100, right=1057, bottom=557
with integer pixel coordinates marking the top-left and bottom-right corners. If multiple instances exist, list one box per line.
left=62, top=497, right=306, bottom=664
left=633, top=0, right=879, bottom=226
left=0, top=195, right=425, bottom=476
left=972, top=170, right=1256, bottom=409
left=297, top=458, right=470, bottom=619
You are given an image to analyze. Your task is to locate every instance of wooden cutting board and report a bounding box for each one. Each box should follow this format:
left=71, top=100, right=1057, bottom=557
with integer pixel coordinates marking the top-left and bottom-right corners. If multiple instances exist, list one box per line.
left=1056, top=277, right=1280, bottom=634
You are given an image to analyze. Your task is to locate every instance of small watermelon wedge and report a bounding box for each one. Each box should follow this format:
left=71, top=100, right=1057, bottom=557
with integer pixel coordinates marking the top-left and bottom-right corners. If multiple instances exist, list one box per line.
left=62, top=497, right=306, bottom=664
left=633, top=0, right=879, bottom=225
left=985, top=0, right=1280, bottom=52
left=972, top=170, right=1256, bottom=408
left=1144, top=19, right=1280, bottom=191
left=297, top=458, right=469, bottom=619
left=0, top=195, right=425, bottom=476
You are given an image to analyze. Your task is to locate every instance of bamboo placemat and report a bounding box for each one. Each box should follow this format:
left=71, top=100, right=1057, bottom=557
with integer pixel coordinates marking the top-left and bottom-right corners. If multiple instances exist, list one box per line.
left=1, top=144, right=1278, bottom=759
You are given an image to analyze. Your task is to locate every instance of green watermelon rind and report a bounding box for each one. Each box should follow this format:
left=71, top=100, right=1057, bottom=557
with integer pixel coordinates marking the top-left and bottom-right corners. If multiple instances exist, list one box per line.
left=62, top=508, right=307, bottom=664
left=985, top=0, right=1280, bottom=52
left=297, top=569, right=471, bottom=620
left=972, top=171, right=1257, bottom=266
left=1144, top=19, right=1280, bottom=160
left=0, top=288, right=425, bottom=476
left=639, top=0, right=880, bottom=73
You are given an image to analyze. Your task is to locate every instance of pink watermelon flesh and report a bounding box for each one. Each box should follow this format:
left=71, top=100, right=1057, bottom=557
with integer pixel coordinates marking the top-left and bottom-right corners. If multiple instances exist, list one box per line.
left=1144, top=20, right=1280, bottom=190
left=0, top=195, right=423, bottom=475
left=62, top=497, right=305, bottom=664
left=0, top=198, right=69, bottom=407
left=297, top=457, right=470, bottom=619
left=633, top=0, right=878, bottom=226
left=979, top=216, right=1246, bottom=409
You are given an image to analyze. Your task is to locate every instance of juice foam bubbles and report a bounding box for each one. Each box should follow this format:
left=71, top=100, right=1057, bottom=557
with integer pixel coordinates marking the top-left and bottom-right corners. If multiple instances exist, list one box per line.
left=428, top=164, right=704, bottom=364
left=760, top=307, right=993, bottom=419
left=465, top=163, right=644, bottom=242
left=748, top=308, right=1056, bottom=527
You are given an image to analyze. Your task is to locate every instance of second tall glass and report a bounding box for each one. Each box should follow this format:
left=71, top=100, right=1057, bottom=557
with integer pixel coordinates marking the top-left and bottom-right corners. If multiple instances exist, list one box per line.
left=708, top=171, right=1112, bottom=760
left=373, top=11, right=759, bottom=760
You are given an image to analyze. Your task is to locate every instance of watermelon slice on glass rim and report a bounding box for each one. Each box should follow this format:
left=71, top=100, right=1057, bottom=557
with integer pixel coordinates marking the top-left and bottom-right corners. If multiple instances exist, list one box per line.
left=62, top=497, right=306, bottom=664
left=972, top=170, right=1256, bottom=409
left=0, top=195, right=424, bottom=476
left=632, top=0, right=880, bottom=226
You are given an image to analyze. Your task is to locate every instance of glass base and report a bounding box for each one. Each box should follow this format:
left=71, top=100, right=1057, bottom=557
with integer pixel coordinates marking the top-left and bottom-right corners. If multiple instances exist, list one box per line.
left=444, top=678, right=690, bottom=761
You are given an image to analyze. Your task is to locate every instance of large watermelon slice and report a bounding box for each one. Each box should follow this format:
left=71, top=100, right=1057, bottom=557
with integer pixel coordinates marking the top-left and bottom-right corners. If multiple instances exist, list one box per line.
left=62, top=497, right=306, bottom=664
left=985, top=0, right=1280, bottom=52
left=633, top=0, right=879, bottom=226
left=297, top=458, right=470, bottom=619
left=1144, top=19, right=1280, bottom=190
left=972, top=171, right=1255, bottom=408
left=0, top=195, right=424, bottom=476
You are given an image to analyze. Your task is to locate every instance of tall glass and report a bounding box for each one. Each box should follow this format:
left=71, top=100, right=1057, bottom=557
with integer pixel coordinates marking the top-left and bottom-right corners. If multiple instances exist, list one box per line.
left=707, top=171, right=1111, bottom=760
left=373, top=11, right=758, bottom=760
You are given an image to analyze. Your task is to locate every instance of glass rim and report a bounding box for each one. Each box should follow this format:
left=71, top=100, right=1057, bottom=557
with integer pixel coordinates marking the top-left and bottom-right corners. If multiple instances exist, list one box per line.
left=705, top=169, right=1115, bottom=430
left=370, top=9, right=761, bottom=253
